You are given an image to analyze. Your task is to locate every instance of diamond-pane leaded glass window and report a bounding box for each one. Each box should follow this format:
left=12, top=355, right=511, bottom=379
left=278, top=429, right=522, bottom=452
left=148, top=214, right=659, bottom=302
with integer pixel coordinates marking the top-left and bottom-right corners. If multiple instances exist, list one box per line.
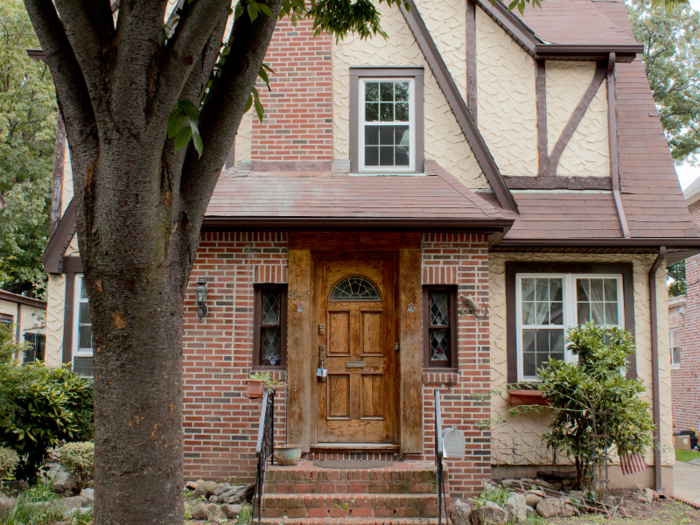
left=424, top=287, right=456, bottom=368
left=330, top=277, right=380, bottom=301
left=255, top=285, right=287, bottom=368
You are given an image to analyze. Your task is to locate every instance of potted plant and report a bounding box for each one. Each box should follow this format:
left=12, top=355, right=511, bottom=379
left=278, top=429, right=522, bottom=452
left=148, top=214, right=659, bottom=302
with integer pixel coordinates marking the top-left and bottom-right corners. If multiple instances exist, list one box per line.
left=246, top=371, right=284, bottom=399
left=508, top=384, right=550, bottom=407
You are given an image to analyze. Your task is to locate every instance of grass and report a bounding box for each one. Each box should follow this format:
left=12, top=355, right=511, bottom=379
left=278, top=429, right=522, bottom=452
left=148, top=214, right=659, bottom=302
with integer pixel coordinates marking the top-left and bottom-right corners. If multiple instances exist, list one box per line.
left=675, top=449, right=700, bottom=463
left=0, top=483, right=64, bottom=525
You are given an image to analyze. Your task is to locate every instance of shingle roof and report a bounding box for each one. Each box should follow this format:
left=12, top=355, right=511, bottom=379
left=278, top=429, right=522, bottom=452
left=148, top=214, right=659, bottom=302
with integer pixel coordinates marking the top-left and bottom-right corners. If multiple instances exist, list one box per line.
left=204, top=160, right=514, bottom=228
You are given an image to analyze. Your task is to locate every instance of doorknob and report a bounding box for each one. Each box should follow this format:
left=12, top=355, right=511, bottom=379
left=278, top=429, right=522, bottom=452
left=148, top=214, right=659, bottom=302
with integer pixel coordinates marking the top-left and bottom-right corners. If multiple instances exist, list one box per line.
left=394, top=341, right=400, bottom=352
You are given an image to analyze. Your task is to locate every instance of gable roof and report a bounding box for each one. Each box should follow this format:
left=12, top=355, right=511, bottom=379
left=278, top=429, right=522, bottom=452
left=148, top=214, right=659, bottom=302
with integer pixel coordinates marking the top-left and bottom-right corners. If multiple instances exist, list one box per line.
left=41, top=200, right=76, bottom=274
left=0, top=289, right=47, bottom=309
left=203, top=160, right=515, bottom=230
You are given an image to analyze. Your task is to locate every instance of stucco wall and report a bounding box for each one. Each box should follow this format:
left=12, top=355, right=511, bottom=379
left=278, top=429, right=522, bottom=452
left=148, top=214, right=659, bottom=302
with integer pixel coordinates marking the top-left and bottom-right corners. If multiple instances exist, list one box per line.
left=489, top=253, right=673, bottom=472
left=234, top=108, right=253, bottom=164
left=65, top=234, right=80, bottom=257
left=475, top=7, right=537, bottom=177
left=545, top=61, right=610, bottom=178
left=61, top=142, right=73, bottom=214
left=45, top=274, right=66, bottom=367
left=332, top=2, right=488, bottom=189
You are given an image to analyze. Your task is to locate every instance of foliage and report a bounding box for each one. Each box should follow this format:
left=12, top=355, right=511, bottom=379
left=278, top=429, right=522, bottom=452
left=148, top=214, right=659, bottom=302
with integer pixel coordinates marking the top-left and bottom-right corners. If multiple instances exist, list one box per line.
left=0, top=325, right=29, bottom=365
left=249, top=371, right=284, bottom=391
left=667, top=261, right=686, bottom=297
left=238, top=505, right=252, bottom=525
left=538, top=323, right=654, bottom=486
left=0, top=363, right=93, bottom=481
left=629, top=0, right=700, bottom=164
left=475, top=485, right=513, bottom=508
left=0, top=482, right=64, bottom=525
left=0, top=446, right=19, bottom=481
left=675, top=449, right=700, bottom=462
left=0, top=0, right=55, bottom=296
left=58, top=442, right=94, bottom=491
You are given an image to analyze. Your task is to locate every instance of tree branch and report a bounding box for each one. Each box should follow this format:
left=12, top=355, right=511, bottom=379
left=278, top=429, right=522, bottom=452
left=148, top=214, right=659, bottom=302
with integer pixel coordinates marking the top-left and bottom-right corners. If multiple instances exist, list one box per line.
left=179, top=0, right=283, bottom=239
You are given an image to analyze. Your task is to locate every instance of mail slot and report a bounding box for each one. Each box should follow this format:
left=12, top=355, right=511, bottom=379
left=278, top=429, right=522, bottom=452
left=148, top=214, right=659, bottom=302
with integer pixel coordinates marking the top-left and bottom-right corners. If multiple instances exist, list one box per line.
left=346, top=361, right=365, bottom=369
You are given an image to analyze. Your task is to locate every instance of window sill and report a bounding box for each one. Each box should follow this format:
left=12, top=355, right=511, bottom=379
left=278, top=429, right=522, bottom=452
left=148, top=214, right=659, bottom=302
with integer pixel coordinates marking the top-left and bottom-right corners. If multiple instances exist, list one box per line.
left=670, top=365, right=681, bottom=370
left=508, top=389, right=550, bottom=407
left=350, top=172, right=426, bottom=177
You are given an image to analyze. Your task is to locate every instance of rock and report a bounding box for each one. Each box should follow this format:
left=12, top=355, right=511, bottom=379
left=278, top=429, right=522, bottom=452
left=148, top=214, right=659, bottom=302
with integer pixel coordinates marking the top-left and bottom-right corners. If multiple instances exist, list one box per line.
left=80, top=488, right=94, bottom=503
left=604, top=495, right=617, bottom=507
left=210, top=482, right=255, bottom=504
left=0, top=496, right=16, bottom=516
left=562, top=502, right=579, bottom=517
left=62, top=496, right=90, bottom=512
left=186, top=480, right=199, bottom=490
left=470, top=502, right=508, bottom=525
left=637, top=488, right=654, bottom=504
left=536, top=498, right=563, bottom=518
left=633, top=483, right=645, bottom=492
left=500, top=479, right=522, bottom=489
left=525, top=505, right=536, bottom=517
left=521, top=478, right=555, bottom=490
left=449, top=499, right=471, bottom=525
left=190, top=503, right=209, bottom=520
left=551, top=482, right=563, bottom=491
left=505, top=495, right=527, bottom=523
left=524, top=491, right=544, bottom=508
left=221, top=503, right=242, bottom=519
left=193, top=480, right=218, bottom=499
left=67, top=507, right=93, bottom=517
left=51, top=469, right=76, bottom=494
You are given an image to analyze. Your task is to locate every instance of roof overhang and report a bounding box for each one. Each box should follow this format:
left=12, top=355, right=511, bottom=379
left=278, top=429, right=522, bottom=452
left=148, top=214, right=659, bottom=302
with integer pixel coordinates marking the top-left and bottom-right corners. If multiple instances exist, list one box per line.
left=534, top=44, right=642, bottom=62
left=0, top=290, right=47, bottom=309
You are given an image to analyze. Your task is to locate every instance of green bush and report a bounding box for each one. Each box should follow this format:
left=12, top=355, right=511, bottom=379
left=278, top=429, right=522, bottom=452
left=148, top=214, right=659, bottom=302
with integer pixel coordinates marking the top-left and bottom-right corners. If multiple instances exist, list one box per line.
left=0, top=362, right=94, bottom=482
left=58, top=442, right=94, bottom=490
left=0, top=446, right=19, bottom=481
left=476, top=485, right=513, bottom=508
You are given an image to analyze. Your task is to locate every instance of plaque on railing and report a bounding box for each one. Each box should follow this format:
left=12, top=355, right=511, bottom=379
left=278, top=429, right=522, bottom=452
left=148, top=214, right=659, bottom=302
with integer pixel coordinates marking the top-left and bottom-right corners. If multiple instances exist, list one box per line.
left=441, top=428, right=466, bottom=459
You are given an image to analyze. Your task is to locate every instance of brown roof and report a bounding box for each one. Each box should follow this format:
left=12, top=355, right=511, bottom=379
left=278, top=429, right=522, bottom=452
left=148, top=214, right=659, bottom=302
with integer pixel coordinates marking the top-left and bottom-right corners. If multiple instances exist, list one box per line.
left=204, top=160, right=514, bottom=229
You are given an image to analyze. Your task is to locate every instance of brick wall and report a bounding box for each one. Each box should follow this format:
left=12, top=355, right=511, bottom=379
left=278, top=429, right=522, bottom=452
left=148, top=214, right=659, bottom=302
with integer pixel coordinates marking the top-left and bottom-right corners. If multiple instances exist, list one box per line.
left=419, top=233, right=491, bottom=498
left=183, top=231, right=288, bottom=481
left=251, top=17, right=333, bottom=163
left=182, top=231, right=491, bottom=497
left=672, top=200, right=700, bottom=432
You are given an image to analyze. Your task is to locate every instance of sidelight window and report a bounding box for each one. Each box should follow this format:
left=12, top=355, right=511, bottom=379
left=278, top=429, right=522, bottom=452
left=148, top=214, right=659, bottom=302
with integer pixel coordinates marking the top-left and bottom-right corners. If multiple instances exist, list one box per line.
left=423, top=286, right=457, bottom=369
left=253, top=285, right=287, bottom=368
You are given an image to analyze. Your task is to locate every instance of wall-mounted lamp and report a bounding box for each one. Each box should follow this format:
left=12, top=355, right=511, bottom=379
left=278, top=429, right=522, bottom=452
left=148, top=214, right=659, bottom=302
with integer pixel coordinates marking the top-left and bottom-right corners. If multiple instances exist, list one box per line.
left=459, top=294, right=488, bottom=320
left=196, top=278, right=208, bottom=323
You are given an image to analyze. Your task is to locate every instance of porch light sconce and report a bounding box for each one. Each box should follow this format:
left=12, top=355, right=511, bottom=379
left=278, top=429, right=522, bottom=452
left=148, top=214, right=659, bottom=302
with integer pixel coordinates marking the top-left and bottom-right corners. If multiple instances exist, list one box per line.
left=196, top=278, right=208, bottom=323
left=459, top=294, right=488, bottom=320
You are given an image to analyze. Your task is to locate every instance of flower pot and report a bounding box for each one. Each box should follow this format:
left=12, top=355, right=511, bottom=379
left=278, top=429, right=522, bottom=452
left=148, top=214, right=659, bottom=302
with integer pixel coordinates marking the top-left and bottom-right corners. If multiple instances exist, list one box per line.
left=508, top=389, right=550, bottom=407
left=274, top=444, right=302, bottom=466
left=246, top=379, right=265, bottom=399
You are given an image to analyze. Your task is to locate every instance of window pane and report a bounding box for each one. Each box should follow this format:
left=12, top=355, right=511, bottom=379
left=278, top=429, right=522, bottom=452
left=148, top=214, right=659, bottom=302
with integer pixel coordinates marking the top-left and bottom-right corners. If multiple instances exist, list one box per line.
left=262, top=291, right=281, bottom=325
left=550, top=302, right=563, bottom=325
left=379, top=126, right=394, bottom=145
left=591, top=302, right=605, bottom=325
left=522, top=301, right=536, bottom=325
left=523, top=352, right=536, bottom=378
left=262, top=327, right=281, bottom=366
left=605, top=303, right=618, bottom=325
left=536, top=279, right=549, bottom=301
left=366, top=126, right=378, bottom=145
left=365, top=82, right=379, bottom=101
left=380, top=103, right=393, bottom=122
left=576, top=278, right=619, bottom=327
left=577, top=279, right=590, bottom=302
left=79, top=326, right=92, bottom=349
left=522, top=330, right=536, bottom=353
left=79, top=302, right=91, bottom=325
left=673, top=346, right=681, bottom=365
left=578, top=302, right=590, bottom=324
left=365, top=103, right=379, bottom=122
left=380, top=82, right=393, bottom=101
left=80, top=282, right=89, bottom=300
left=604, top=279, right=617, bottom=301
left=395, top=102, right=409, bottom=122
left=379, top=146, right=394, bottom=166
left=395, top=82, right=409, bottom=101
left=430, top=328, right=449, bottom=361
left=522, top=278, right=536, bottom=301
left=395, top=147, right=409, bottom=166
left=430, top=292, right=449, bottom=326
left=590, top=279, right=604, bottom=301
left=536, top=302, right=549, bottom=324
left=522, top=328, right=564, bottom=377
left=550, top=279, right=563, bottom=302
left=365, top=146, right=378, bottom=166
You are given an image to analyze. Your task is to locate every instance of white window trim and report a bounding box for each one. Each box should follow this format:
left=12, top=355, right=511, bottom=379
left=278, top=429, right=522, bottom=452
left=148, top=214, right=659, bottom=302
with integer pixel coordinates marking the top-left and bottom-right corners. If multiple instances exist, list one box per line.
left=670, top=327, right=681, bottom=369
left=358, top=78, right=416, bottom=173
left=72, top=275, right=93, bottom=358
left=515, top=273, right=624, bottom=382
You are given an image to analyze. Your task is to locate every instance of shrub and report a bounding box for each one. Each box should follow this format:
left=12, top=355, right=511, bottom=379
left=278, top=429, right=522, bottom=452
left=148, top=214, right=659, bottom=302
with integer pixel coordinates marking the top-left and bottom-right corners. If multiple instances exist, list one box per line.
left=59, top=442, right=94, bottom=490
left=476, top=485, right=513, bottom=508
left=0, top=446, right=19, bottom=481
left=0, top=362, right=94, bottom=481
left=538, top=323, right=654, bottom=488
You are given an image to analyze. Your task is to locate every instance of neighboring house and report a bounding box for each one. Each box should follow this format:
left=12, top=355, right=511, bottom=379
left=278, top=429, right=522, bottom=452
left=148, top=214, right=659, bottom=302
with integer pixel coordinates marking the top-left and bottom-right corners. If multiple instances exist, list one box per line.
left=0, top=289, right=46, bottom=362
left=39, top=0, right=700, bottom=499
left=670, top=178, right=700, bottom=433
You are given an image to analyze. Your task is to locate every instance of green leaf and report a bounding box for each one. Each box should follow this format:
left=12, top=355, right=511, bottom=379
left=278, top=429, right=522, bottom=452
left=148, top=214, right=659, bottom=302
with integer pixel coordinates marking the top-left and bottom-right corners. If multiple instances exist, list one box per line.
left=180, top=100, right=199, bottom=122
left=258, top=2, right=273, bottom=17
left=245, top=94, right=253, bottom=113
left=189, top=122, right=204, bottom=157
left=261, top=63, right=275, bottom=74
left=234, top=2, right=244, bottom=19
left=167, top=109, right=184, bottom=139
left=248, top=3, right=258, bottom=22
left=518, top=1, right=525, bottom=14
left=174, top=125, right=193, bottom=151
left=258, top=67, right=271, bottom=90
left=254, top=95, right=265, bottom=123
left=508, top=0, right=518, bottom=10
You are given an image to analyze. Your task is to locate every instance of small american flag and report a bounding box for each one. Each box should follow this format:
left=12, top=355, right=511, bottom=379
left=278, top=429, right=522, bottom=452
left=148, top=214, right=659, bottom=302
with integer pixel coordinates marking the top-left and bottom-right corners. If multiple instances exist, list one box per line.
left=620, top=452, right=648, bottom=475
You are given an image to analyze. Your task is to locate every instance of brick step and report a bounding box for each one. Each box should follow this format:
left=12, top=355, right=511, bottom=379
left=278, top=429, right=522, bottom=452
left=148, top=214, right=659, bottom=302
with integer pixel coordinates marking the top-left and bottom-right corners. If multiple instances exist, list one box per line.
left=262, top=493, right=440, bottom=519
left=259, top=518, right=441, bottom=525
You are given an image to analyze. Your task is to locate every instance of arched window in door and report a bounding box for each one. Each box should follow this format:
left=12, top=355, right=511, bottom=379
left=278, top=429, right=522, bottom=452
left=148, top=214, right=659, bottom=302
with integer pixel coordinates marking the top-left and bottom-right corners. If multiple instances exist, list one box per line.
left=329, top=276, right=381, bottom=301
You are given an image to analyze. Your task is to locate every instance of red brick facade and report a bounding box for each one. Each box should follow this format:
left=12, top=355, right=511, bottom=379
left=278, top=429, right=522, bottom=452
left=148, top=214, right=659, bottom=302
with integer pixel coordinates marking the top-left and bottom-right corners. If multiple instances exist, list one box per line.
left=182, top=232, right=491, bottom=498
left=252, top=18, right=333, bottom=163
left=671, top=200, right=700, bottom=432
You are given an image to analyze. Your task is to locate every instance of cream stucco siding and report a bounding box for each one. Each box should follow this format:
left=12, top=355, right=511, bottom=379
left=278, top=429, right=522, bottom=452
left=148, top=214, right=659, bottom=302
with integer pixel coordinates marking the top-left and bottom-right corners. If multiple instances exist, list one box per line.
left=332, top=2, right=489, bottom=189
left=234, top=108, right=253, bottom=164
left=475, top=7, right=537, bottom=177
left=61, top=141, right=73, bottom=214
left=545, top=61, right=609, bottom=178
left=45, top=274, right=66, bottom=367
left=489, top=253, right=674, bottom=473
left=65, top=234, right=80, bottom=257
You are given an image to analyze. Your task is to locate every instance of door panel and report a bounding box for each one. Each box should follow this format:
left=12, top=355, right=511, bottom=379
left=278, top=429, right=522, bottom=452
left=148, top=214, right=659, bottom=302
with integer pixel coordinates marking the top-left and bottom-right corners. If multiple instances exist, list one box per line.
left=317, top=258, right=396, bottom=444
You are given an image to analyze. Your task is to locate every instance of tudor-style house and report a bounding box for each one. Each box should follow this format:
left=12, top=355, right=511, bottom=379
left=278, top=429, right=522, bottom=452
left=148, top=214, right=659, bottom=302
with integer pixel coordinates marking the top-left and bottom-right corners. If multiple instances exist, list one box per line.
left=41, top=0, right=700, bottom=507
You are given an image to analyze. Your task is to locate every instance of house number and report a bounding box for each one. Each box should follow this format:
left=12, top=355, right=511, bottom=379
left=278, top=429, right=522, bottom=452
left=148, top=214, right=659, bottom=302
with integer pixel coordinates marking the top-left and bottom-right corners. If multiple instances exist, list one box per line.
left=289, top=290, right=310, bottom=300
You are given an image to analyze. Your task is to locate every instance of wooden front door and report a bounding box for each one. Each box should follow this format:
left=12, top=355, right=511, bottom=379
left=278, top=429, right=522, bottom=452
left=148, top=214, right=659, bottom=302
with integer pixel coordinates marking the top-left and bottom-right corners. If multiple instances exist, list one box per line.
left=316, top=258, right=396, bottom=444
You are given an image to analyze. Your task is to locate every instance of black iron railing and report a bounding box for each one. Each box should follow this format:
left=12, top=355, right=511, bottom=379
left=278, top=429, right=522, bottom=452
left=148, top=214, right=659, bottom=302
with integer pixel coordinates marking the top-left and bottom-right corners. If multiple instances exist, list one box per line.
left=434, top=389, right=448, bottom=525
left=253, top=389, right=275, bottom=524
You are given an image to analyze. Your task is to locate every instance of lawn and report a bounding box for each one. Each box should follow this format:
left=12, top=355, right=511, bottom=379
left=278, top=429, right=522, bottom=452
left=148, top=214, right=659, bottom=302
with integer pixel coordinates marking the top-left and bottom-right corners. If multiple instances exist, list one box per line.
left=676, top=449, right=700, bottom=463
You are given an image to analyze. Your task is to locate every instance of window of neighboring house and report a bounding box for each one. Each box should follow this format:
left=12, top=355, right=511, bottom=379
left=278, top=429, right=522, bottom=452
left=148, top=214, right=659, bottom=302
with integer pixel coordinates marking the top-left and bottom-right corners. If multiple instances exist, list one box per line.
left=670, top=328, right=681, bottom=368
left=515, top=274, right=624, bottom=382
left=253, top=285, right=287, bottom=369
left=0, top=314, right=12, bottom=330
left=23, top=333, right=45, bottom=363
left=350, top=68, right=424, bottom=174
left=423, top=286, right=457, bottom=369
left=73, top=275, right=94, bottom=377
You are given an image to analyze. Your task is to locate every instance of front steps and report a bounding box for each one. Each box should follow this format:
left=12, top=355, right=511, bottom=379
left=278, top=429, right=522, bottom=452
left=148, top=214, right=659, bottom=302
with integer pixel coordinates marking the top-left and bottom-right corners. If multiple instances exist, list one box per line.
left=261, top=461, right=445, bottom=523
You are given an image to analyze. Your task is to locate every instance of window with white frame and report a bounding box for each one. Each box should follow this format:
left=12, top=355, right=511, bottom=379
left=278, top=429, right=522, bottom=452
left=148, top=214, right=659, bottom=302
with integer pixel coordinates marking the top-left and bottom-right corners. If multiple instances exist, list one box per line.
left=670, top=328, right=681, bottom=368
left=73, top=275, right=94, bottom=377
left=516, top=274, right=623, bottom=381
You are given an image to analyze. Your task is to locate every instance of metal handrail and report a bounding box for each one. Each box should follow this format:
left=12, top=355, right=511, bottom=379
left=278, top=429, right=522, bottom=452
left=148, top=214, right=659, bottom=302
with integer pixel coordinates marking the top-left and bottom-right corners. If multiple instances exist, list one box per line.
left=253, top=389, right=275, bottom=524
left=434, top=389, right=447, bottom=525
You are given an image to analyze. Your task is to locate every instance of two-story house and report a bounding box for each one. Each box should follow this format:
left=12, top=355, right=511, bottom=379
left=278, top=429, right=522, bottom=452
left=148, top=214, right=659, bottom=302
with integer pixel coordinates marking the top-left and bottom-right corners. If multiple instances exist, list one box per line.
left=39, top=0, right=700, bottom=505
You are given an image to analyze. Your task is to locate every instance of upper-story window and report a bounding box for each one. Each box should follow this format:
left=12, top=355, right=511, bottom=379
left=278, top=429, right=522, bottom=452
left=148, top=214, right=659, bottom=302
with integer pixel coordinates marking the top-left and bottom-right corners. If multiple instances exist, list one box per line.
left=350, top=68, right=424, bottom=174
left=73, top=275, right=94, bottom=377
left=670, top=328, right=681, bottom=368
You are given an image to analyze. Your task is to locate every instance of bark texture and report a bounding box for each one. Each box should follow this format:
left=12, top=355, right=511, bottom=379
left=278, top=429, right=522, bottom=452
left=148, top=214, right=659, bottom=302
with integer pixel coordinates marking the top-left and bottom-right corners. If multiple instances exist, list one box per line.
left=22, top=1, right=283, bottom=523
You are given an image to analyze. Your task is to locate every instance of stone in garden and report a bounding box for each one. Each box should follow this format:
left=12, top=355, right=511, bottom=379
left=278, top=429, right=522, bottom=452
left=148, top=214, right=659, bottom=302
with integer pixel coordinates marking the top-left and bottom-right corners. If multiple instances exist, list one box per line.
left=551, top=482, right=563, bottom=491
left=536, top=498, right=563, bottom=518
left=0, top=496, right=16, bottom=515
left=500, top=479, right=521, bottom=489
left=524, top=491, right=544, bottom=508
left=221, top=503, right=242, bottom=519
left=190, top=503, right=209, bottom=520
left=80, top=488, right=94, bottom=503
left=522, top=478, right=554, bottom=490
left=633, top=483, right=645, bottom=491
left=210, top=482, right=255, bottom=504
left=449, top=498, right=471, bottom=525
left=62, top=496, right=90, bottom=512
left=51, top=469, right=75, bottom=494
left=206, top=504, right=228, bottom=521
left=561, top=502, right=579, bottom=517
left=525, top=505, right=535, bottom=517
left=186, top=480, right=199, bottom=490
left=505, top=495, right=527, bottom=522
left=470, top=501, right=507, bottom=525
left=193, top=480, right=218, bottom=499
